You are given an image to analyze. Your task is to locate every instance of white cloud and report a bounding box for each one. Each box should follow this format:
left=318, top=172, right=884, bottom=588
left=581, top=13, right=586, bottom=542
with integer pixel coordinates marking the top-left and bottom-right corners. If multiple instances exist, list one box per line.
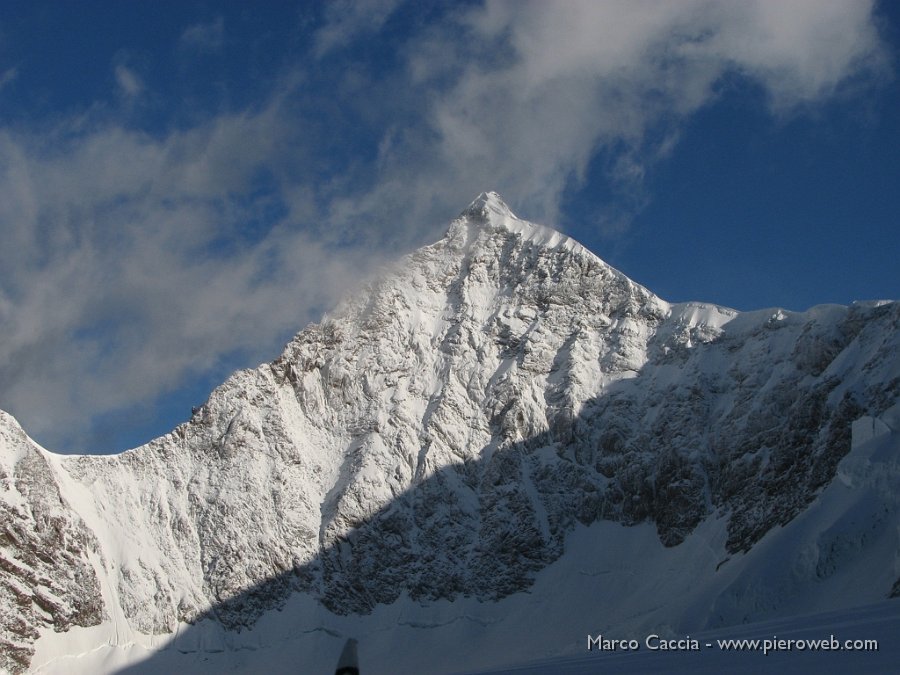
left=314, top=0, right=404, bottom=57
left=369, top=0, right=888, bottom=227
left=0, top=67, right=17, bottom=91
left=114, top=64, right=143, bottom=97
left=180, top=16, right=225, bottom=53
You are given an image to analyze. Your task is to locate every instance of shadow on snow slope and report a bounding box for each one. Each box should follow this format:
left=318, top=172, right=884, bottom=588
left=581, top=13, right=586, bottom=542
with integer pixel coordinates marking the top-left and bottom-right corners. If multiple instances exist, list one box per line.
left=111, top=304, right=900, bottom=674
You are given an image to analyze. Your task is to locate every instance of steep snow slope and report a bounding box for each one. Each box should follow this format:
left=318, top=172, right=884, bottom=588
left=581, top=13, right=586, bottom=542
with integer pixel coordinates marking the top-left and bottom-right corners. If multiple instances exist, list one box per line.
left=31, top=402, right=900, bottom=674
left=1, top=193, right=898, bottom=673
left=472, top=405, right=900, bottom=675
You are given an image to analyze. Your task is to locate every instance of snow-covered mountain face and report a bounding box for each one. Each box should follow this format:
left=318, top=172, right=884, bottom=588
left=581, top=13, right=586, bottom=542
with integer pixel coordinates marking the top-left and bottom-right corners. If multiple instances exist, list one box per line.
left=1, top=193, right=898, bottom=673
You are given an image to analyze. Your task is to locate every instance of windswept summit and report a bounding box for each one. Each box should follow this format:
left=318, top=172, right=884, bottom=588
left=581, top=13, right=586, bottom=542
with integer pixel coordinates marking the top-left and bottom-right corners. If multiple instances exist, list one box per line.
left=1, top=193, right=899, bottom=674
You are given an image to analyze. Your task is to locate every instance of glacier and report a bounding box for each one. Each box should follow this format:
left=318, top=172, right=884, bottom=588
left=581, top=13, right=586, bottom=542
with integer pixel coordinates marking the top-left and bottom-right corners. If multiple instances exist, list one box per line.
left=1, top=192, right=898, bottom=673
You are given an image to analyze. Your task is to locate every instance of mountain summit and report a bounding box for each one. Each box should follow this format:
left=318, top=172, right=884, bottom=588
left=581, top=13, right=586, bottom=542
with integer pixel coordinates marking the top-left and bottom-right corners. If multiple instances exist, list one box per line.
left=460, top=190, right=513, bottom=220
left=1, top=194, right=898, bottom=673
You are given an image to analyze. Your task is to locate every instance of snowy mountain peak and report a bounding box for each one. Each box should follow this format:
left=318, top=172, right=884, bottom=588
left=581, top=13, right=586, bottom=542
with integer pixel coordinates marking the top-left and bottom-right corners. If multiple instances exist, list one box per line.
left=460, top=190, right=516, bottom=222
left=1, top=194, right=899, bottom=675
left=447, top=190, right=583, bottom=256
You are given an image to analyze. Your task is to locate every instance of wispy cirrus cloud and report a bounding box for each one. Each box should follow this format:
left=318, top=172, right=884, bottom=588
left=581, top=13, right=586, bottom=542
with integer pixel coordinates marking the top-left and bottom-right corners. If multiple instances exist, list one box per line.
left=0, top=66, right=17, bottom=91
left=114, top=63, right=144, bottom=98
left=313, top=0, right=404, bottom=57
left=180, top=16, right=225, bottom=53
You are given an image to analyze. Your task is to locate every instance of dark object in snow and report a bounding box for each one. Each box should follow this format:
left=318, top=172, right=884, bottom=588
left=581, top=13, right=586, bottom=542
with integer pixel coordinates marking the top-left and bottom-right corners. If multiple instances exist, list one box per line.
left=335, top=637, right=360, bottom=675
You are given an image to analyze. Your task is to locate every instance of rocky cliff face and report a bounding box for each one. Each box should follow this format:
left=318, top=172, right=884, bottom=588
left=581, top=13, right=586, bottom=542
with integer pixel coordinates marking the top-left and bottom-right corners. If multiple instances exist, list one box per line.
left=1, top=193, right=898, bottom=673
left=0, top=416, right=106, bottom=673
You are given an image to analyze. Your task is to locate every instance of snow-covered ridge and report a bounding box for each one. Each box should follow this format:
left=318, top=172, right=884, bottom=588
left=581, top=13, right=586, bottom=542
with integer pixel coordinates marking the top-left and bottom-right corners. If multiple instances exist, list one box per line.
left=1, top=193, right=898, bottom=674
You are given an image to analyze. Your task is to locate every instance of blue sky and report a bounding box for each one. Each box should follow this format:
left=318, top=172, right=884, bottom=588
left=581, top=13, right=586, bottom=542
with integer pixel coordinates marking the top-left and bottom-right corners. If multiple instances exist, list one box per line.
left=0, top=0, right=897, bottom=454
